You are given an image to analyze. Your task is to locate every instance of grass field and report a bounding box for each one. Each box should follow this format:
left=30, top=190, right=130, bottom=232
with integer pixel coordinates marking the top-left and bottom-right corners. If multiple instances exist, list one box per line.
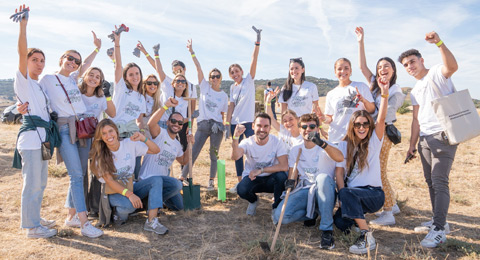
left=1, top=97, right=480, bottom=259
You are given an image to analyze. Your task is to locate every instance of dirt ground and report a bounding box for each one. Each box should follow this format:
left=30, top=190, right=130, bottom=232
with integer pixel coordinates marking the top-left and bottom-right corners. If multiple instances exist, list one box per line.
left=1, top=98, right=480, bottom=260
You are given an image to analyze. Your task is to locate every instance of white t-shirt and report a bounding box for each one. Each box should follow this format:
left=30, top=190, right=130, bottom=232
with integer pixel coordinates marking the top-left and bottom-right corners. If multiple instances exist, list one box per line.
left=14, top=70, right=50, bottom=150
left=278, top=125, right=303, bottom=151
left=138, top=129, right=184, bottom=180
left=111, top=139, right=148, bottom=183
left=161, top=75, right=198, bottom=99
left=40, top=71, right=86, bottom=117
left=159, top=93, right=188, bottom=122
left=410, top=64, right=455, bottom=136
left=197, top=79, right=228, bottom=123
left=289, top=142, right=337, bottom=181
left=145, top=94, right=155, bottom=117
left=230, top=73, right=256, bottom=124
left=371, top=82, right=403, bottom=122
left=336, top=134, right=383, bottom=188
left=239, top=134, right=288, bottom=178
left=324, top=81, right=374, bottom=143
left=278, top=81, right=319, bottom=117
left=82, top=95, right=107, bottom=119
left=111, top=78, right=146, bottom=124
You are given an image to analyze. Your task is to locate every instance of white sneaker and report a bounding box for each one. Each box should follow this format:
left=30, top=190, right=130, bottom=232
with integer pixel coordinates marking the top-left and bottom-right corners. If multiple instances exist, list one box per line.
left=349, top=231, right=376, bottom=254
left=144, top=218, right=168, bottom=235
left=414, top=218, right=450, bottom=234
left=229, top=183, right=238, bottom=194
left=64, top=214, right=81, bottom=228
left=27, top=225, right=57, bottom=238
left=246, top=200, right=258, bottom=216
left=375, top=204, right=401, bottom=217
left=40, top=218, right=56, bottom=228
left=370, top=211, right=395, bottom=226
left=420, top=225, right=446, bottom=248
left=81, top=221, right=103, bottom=238
left=207, top=179, right=215, bottom=191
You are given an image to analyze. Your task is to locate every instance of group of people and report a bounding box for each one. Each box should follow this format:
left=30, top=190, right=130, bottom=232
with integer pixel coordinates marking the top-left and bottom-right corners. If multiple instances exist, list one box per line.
left=13, top=5, right=460, bottom=255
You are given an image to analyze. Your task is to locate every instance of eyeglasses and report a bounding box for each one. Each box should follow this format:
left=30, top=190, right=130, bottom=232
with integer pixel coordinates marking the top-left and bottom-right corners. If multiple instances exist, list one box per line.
left=174, top=80, right=187, bottom=84
left=145, top=81, right=159, bottom=86
left=300, top=124, right=317, bottom=130
left=290, top=57, right=303, bottom=62
left=210, top=75, right=221, bottom=79
left=169, top=118, right=184, bottom=125
left=353, top=122, right=370, bottom=129
left=66, top=55, right=81, bottom=65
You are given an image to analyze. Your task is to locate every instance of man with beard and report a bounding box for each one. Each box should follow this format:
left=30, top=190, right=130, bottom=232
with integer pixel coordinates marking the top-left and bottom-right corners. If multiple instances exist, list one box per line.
left=140, top=97, right=194, bottom=212
left=232, top=113, right=288, bottom=216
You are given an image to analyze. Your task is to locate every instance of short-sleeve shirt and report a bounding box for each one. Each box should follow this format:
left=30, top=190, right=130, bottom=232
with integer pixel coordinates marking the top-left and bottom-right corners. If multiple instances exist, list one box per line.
left=278, top=125, right=304, bottom=152
left=324, top=81, right=374, bottom=143
left=159, top=93, right=188, bottom=122
left=40, top=71, right=86, bottom=117
left=289, top=142, right=337, bottom=181
left=410, top=64, right=455, bottom=136
left=197, top=79, right=228, bottom=123
left=82, top=95, right=107, bottom=119
left=230, top=73, right=256, bottom=124
left=139, top=129, right=183, bottom=180
left=162, top=75, right=197, bottom=99
left=14, top=70, right=50, bottom=150
left=278, top=81, right=319, bottom=117
left=111, top=78, right=146, bottom=124
left=145, top=94, right=154, bottom=117
left=111, top=139, right=148, bottom=184
left=238, top=134, right=288, bottom=178
left=336, top=134, right=383, bottom=188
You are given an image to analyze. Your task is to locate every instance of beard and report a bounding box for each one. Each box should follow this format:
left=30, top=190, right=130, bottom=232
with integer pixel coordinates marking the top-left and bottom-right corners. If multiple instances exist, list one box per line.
left=255, top=131, right=269, bottom=141
left=167, top=124, right=182, bottom=135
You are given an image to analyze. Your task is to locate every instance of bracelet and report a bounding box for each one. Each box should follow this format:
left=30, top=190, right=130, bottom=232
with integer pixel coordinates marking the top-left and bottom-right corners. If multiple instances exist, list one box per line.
left=319, top=125, right=323, bottom=129
left=381, top=94, right=389, bottom=98
left=115, top=45, right=120, bottom=47
left=163, top=105, right=168, bottom=110
left=143, top=137, right=148, bottom=143
left=266, top=103, right=271, bottom=106
left=191, top=53, right=196, bottom=58
left=145, top=53, right=150, bottom=57
left=126, top=192, right=132, bottom=198
left=112, top=59, right=116, bottom=63
left=233, top=136, right=239, bottom=140
left=94, top=48, right=99, bottom=53
left=122, top=189, right=128, bottom=196
left=106, top=96, right=112, bottom=101
left=225, top=122, right=230, bottom=125
left=436, top=40, right=444, bottom=47
left=154, top=55, right=159, bottom=59
left=255, top=42, right=260, bottom=46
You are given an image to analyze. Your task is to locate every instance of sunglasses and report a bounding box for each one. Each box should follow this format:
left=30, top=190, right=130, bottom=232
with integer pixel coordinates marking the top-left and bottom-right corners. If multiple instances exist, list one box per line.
left=170, top=118, right=184, bottom=125
left=145, top=81, right=159, bottom=86
left=66, top=55, right=81, bottom=65
left=210, top=75, right=221, bottom=79
left=174, top=79, right=187, bottom=84
left=353, top=122, right=370, bottom=129
left=300, top=124, right=317, bottom=130
left=290, top=57, right=303, bottom=62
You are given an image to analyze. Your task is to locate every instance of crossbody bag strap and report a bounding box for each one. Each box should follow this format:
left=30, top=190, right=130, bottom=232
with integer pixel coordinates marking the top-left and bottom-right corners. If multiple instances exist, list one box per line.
left=16, top=95, right=44, bottom=142
left=55, top=74, right=80, bottom=121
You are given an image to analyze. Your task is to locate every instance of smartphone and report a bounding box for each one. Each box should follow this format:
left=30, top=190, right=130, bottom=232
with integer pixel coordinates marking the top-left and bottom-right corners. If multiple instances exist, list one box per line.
left=404, top=149, right=417, bottom=164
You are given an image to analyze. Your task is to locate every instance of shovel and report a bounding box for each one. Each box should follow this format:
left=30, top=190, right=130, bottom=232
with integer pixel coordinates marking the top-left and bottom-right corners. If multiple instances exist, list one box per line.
left=260, top=148, right=302, bottom=252
left=182, top=96, right=201, bottom=210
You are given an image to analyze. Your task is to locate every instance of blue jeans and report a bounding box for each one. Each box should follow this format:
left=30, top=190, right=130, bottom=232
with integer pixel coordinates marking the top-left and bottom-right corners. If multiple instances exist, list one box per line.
left=273, top=174, right=336, bottom=231
left=237, top=172, right=287, bottom=209
left=19, top=149, right=48, bottom=228
left=334, top=186, right=385, bottom=232
left=59, top=124, right=88, bottom=213
left=109, top=176, right=183, bottom=220
left=230, top=123, right=254, bottom=177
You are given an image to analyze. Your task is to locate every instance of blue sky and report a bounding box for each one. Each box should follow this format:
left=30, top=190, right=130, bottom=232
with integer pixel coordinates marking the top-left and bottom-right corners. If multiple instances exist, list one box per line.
left=1, top=0, right=480, bottom=98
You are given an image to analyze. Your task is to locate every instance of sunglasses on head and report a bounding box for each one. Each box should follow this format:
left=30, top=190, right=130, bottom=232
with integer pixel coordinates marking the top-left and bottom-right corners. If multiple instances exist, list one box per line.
left=210, top=75, right=221, bottom=79
left=66, top=55, right=81, bottom=65
left=145, top=81, right=159, bottom=86
left=300, top=124, right=317, bottom=130
left=353, top=122, right=370, bottom=129
left=175, top=79, right=187, bottom=84
left=290, top=57, right=303, bottom=62
left=170, top=118, right=184, bottom=125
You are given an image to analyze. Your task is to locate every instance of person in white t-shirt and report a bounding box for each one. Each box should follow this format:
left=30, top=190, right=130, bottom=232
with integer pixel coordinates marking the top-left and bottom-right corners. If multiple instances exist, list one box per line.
left=179, top=40, right=229, bottom=190
left=79, top=67, right=116, bottom=218
left=265, top=92, right=302, bottom=151
left=399, top=31, right=459, bottom=248
left=232, top=113, right=289, bottom=216
left=226, top=26, right=262, bottom=190
left=39, top=30, right=103, bottom=238
left=333, top=76, right=389, bottom=254
left=12, top=6, right=57, bottom=238
left=272, top=113, right=343, bottom=250
left=355, top=27, right=406, bottom=226
left=324, top=58, right=375, bottom=143
left=263, top=81, right=279, bottom=120
left=138, top=74, right=161, bottom=139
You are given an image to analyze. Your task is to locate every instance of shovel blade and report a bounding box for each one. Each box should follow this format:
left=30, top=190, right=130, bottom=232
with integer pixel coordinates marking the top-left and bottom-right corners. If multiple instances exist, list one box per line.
left=259, top=241, right=270, bottom=252
left=182, top=178, right=201, bottom=210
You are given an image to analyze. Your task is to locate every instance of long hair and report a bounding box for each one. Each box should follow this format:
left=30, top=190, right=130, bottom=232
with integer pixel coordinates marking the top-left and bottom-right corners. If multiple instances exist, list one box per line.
left=122, top=62, right=143, bottom=91
left=343, top=110, right=376, bottom=173
left=282, top=58, right=305, bottom=102
left=89, top=119, right=118, bottom=178
left=172, top=74, right=188, bottom=97
left=140, top=74, right=162, bottom=114
left=79, top=67, right=105, bottom=97
left=370, top=57, right=397, bottom=98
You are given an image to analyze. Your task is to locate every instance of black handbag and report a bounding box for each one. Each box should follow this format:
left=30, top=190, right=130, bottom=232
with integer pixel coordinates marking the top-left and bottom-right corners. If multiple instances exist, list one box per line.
left=385, top=124, right=401, bottom=145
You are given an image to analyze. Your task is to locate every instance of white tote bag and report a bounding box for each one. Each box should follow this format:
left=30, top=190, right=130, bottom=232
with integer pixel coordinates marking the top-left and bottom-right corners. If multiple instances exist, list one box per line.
left=429, top=77, right=480, bottom=145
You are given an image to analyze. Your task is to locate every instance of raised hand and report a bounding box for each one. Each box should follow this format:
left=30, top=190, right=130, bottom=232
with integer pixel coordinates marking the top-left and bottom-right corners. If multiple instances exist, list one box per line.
left=307, top=131, right=328, bottom=149
left=92, top=31, right=101, bottom=50
left=425, top=31, right=441, bottom=45
left=102, top=80, right=111, bottom=97
left=187, top=39, right=194, bottom=54
left=10, top=5, right=29, bottom=23
left=106, top=47, right=114, bottom=58
left=136, top=41, right=147, bottom=53
left=108, top=24, right=129, bottom=42
left=234, top=124, right=246, bottom=138
left=355, top=26, right=364, bottom=42
left=265, top=91, right=275, bottom=103
left=152, top=44, right=160, bottom=56
left=130, top=132, right=146, bottom=142
left=377, top=75, right=390, bottom=94
left=187, top=134, right=194, bottom=144
left=252, top=26, right=262, bottom=43
left=165, top=97, right=178, bottom=108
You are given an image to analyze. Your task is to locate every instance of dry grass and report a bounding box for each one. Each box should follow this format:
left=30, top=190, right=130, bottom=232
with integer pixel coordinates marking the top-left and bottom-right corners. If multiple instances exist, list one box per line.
left=1, top=97, right=480, bottom=259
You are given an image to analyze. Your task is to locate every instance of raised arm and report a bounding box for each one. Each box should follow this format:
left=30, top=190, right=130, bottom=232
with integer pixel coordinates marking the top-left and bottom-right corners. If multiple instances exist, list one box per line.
left=102, top=81, right=116, bottom=118
left=113, top=28, right=123, bottom=83
left=187, top=39, right=204, bottom=83
left=374, top=76, right=389, bottom=140
left=130, top=132, right=160, bottom=154
left=137, top=41, right=156, bottom=70
left=153, top=44, right=167, bottom=82
left=425, top=31, right=458, bottom=78
left=250, top=26, right=262, bottom=79
left=265, top=92, right=280, bottom=130
left=231, top=125, right=246, bottom=160
left=147, top=97, right=177, bottom=139
left=355, top=26, right=374, bottom=83
left=78, top=31, right=101, bottom=78
left=16, top=6, right=28, bottom=78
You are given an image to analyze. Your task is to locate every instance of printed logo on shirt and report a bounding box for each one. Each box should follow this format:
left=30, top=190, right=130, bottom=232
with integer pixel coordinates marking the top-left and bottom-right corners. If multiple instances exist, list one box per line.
left=255, top=162, right=272, bottom=169
left=154, top=150, right=176, bottom=166
left=205, top=99, right=218, bottom=112
left=302, top=167, right=319, bottom=174
left=291, top=95, right=307, bottom=108
left=124, top=101, right=141, bottom=117
left=63, top=89, right=82, bottom=104
left=115, top=165, right=133, bottom=184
